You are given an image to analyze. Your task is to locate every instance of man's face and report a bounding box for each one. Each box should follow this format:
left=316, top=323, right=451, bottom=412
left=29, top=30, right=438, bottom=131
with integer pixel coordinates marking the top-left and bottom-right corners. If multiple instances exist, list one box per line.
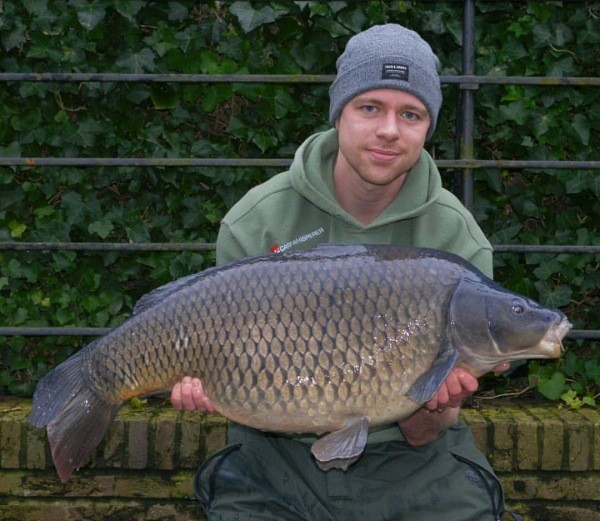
left=335, top=89, right=430, bottom=187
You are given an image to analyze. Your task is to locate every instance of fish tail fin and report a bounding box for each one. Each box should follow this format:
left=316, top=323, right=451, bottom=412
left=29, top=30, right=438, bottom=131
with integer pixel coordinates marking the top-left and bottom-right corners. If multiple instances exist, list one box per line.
left=28, top=344, right=121, bottom=482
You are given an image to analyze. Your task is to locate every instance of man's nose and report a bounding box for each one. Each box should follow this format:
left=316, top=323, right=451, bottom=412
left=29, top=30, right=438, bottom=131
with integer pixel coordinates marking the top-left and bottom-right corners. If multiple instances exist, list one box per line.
left=376, top=113, right=401, bottom=139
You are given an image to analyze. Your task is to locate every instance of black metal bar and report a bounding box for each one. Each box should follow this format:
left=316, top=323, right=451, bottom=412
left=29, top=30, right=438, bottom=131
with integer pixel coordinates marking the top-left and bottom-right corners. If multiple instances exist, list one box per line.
left=436, top=159, right=600, bottom=169
left=0, top=73, right=598, bottom=86
left=0, top=157, right=292, bottom=167
left=0, top=242, right=216, bottom=251
left=459, top=0, right=476, bottom=211
left=493, top=245, right=600, bottom=254
left=0, top=327, right=112, bottom=336
left=1, top=157, right=598, bottom=169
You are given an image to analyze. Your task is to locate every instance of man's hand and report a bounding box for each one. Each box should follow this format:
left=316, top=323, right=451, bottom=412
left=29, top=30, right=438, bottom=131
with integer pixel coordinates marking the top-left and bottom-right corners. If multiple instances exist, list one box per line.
left=171, top=376, right=216, bottom=413
left=424, top=362, right=510, bottom=412
left=399, top=362, right=510, bottom=445
left=423, top=367, right=479, bottom=412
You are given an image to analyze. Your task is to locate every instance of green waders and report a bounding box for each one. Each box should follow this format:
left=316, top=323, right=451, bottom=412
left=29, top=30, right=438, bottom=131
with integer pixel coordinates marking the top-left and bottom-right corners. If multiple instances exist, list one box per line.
left=195, top=422, right=516, bottom=521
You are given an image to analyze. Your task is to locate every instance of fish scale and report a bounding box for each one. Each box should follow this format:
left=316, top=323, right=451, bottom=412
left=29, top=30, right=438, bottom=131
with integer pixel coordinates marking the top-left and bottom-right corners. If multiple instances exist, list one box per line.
left=191, top=253, right=445, bottom=429
left=29, top=243, right=571, bottom=481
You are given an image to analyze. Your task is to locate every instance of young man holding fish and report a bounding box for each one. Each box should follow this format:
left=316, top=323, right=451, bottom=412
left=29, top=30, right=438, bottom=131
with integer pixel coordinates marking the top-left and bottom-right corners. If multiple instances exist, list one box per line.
left=173, top=24, right=512, bottom=520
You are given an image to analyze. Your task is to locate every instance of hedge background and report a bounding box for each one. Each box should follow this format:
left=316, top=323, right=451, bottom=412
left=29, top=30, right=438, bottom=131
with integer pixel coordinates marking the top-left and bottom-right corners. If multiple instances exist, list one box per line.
left=0, top=1, right=598, bottom=405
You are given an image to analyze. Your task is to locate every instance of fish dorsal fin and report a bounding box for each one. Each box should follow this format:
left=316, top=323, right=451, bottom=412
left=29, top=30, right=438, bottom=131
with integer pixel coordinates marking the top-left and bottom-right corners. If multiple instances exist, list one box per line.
left=134, top=244, right=371, bottom=315
left=407, top=349, right=460, bottom=404
left=132, top=265, right=225, bottom=315
left=310, top=416, right=369, bottom=471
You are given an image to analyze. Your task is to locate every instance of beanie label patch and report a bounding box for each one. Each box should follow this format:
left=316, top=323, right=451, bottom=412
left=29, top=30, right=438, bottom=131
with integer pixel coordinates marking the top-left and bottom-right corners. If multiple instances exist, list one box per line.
left=381, top=63, right=409, bottom=81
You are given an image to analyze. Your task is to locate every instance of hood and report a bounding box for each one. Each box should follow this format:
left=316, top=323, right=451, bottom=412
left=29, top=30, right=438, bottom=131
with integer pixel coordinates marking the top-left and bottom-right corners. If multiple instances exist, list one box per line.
left=289, top=129, right=443, bottom=229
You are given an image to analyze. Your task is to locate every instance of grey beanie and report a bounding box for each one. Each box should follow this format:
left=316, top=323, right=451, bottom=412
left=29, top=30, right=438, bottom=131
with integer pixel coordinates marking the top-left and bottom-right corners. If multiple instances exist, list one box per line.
left=329, top=24, right=442, bottom=140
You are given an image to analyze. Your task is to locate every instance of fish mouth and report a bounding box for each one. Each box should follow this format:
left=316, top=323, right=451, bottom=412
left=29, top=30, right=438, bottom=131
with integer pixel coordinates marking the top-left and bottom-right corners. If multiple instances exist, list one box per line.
left=542, top=316, right=572, bottom=356
left=555, top=317, right=573, bottom=354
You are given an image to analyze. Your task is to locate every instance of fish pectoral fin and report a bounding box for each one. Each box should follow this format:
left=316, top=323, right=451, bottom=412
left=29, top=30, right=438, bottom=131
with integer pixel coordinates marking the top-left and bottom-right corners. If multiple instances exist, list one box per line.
left=310, top=416, right=369, bottom=472
left=407, top=349, right=460, bottom=404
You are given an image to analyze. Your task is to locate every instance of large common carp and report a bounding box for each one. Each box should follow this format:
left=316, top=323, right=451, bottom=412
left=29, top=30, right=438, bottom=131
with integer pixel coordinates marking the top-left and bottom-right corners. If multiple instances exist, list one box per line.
left=29, top=244, right=571, bottom=482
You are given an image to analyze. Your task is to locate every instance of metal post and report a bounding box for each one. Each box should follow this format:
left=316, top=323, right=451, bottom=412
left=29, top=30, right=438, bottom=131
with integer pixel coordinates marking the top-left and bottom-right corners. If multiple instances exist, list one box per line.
left=459, top=0, right=476, bottom=211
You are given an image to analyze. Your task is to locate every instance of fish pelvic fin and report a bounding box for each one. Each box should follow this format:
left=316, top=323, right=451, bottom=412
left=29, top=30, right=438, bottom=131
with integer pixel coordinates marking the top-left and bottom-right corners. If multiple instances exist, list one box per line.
left=28, top=345, right=121, bottom=482
left=407, top=349, right=460, bottom=404
left=311, top=417, right=369, bottom=472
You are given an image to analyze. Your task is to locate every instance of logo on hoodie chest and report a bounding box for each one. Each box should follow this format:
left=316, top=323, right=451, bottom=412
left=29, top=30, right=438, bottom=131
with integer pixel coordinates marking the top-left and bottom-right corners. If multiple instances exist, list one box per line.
left=270, top=227, right=325, bottom=253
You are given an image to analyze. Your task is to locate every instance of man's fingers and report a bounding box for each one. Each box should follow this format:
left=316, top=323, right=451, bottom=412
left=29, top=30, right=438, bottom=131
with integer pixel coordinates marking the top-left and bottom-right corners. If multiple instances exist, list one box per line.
left=453, top=368, right=479, bottom=394
left=444, top=370, right=462, bottom=397
left=171, top=382, right=183, bottom=410
left=493, top=362, right=511, bottom=373
left=180, top=377, right=198, bottom=411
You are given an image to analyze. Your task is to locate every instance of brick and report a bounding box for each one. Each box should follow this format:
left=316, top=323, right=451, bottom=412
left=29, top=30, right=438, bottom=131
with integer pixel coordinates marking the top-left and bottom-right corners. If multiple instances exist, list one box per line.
left=2, top=397, right=600, bottom=521
left=154, top=417, right=176, bottom=470
left=1, top=418, right=22, bottom=468
left=102, top=417, right=125, bottom=468
left=506, top=501, right=600, bottom=521
left=0, top=469, right=25, bottom=495
left=578, top=407, right=600, bottom=470
left=26, top=423, right=47, bottom=470
left=526, top=405, right=565, bottom=470
left=512, top=407, right=539, bottom=470
left=128, top=419, right=148, bottom=469
left=480, top=406, right=515, bottom=471
left=0, top=498, right=201, bottom=521
left=501, top=473, right=600, bottom=501
left=555, top=408, right=593, bottom=471
left=459, top=407, right=489, bottom=455
left=179, top=414, right=203, bottom=468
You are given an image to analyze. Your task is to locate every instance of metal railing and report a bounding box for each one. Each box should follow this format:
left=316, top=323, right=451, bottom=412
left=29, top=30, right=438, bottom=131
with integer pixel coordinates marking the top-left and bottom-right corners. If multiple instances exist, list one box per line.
left=0, top=0, right=597, bottom=340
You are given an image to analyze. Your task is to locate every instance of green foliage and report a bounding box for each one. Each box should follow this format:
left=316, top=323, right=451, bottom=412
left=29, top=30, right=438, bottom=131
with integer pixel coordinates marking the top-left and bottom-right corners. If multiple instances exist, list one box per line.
left=529, top=349, right=599, bottom=408
left=0, top=1, right=598, bottom=405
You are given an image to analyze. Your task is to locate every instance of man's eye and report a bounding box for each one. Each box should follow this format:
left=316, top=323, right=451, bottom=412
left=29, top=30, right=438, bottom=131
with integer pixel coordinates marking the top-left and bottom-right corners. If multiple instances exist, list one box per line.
left=362, top=105, right=377, bottom=113
left=403, top=111, right=418, bottom=120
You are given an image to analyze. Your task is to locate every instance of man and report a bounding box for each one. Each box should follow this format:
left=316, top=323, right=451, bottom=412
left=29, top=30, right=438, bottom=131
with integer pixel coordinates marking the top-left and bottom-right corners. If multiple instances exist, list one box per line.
left=172, top=24, right=511, bottom=520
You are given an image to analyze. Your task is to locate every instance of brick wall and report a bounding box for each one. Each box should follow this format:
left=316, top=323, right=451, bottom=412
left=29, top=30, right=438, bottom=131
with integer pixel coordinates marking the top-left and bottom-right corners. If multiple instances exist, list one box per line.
left=1, top=397, right=598, bottom=520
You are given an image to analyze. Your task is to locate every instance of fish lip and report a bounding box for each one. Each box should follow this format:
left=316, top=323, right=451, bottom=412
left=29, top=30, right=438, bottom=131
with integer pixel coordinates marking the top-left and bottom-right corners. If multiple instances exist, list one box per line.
left=556, top=316, right=573, bottom=354
left=534, top=315, right=572, bottom=359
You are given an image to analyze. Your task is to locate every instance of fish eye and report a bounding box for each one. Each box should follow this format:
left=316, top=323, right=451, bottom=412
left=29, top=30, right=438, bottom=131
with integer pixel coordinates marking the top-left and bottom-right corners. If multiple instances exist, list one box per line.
left=511, top=304, right=524, bottom=315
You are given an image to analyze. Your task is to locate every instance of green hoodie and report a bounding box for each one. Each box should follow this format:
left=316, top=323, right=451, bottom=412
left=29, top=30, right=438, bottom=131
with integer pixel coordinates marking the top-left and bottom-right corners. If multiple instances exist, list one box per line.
left=217, top=128, right=492, bottom=278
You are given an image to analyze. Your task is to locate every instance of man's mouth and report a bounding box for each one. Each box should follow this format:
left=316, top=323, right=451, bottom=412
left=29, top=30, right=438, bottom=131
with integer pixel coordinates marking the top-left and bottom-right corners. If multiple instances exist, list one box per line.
left=368, top=148, right=400, bottom=162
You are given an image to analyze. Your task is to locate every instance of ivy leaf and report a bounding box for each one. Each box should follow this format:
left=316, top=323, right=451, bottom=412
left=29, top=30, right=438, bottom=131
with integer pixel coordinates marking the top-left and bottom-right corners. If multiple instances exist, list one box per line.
left=2, top=24, right=27, bottom=52
left=534, top=281, right=572, bottom=308
left=290, top=41, right=321, bottom=71
left=338, top=6, right=369, bottom=33
left=201, top=84, right=233, bottom=112
left=572, top=114, right=590, bottom=145
left=230, top=1, right=277, bottom=33
left=8, top=221, right=27, bottom=239
left=114, top=0, right=144, bottom=22
left=488, top=223, right=522, bottom=244
left=535, top=370, right=566, bottom=400
left=533, top=258, right=560, bottom=280
left=75, top=2, right=106, bottom=31
left=60, top=192, right=85, bottom=225
left=499, top=101, right=529, bottom=125
left=167, top=2, right=189, bottom=22
left=150, top=85, right=179, bottom=110
left=88, top=220, right=114, bottom=239
left=63, top=118, right=105, bottom=147
left=116, top=48, right=156, bottom=73
left=565, top=171, right=594, bottom=195
left=273, top=90, right=298, bottom=118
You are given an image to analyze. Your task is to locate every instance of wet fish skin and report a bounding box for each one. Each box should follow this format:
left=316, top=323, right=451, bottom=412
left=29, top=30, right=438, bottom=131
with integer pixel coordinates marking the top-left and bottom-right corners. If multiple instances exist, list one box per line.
left=28, top=244, right=571, bottom=481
